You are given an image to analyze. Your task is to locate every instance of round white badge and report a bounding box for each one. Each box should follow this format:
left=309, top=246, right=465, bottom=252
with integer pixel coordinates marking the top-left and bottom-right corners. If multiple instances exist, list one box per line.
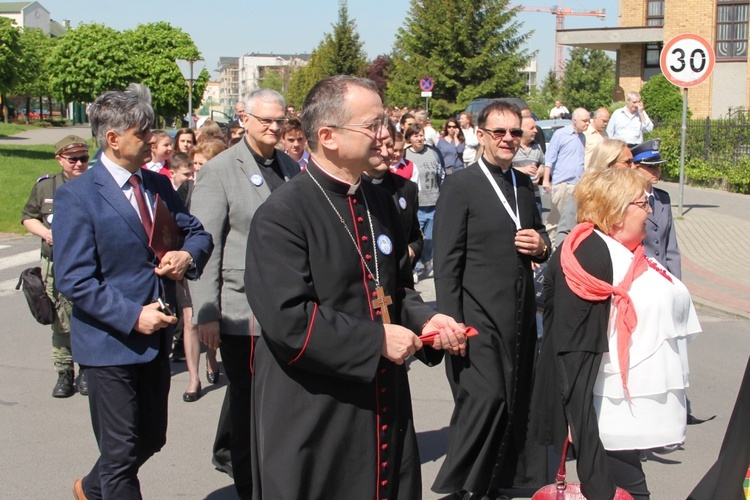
left=398, top=197, right=407, bottom=210
left=46, top=214, right=54, bottom=224
left=377, top=234, right=393, bottom=255
left=250, top=174, right=264, bottom=186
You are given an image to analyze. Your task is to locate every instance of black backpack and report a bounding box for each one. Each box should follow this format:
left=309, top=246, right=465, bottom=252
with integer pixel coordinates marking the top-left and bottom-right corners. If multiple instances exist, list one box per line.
left=16, top=266, right=55, bottom=325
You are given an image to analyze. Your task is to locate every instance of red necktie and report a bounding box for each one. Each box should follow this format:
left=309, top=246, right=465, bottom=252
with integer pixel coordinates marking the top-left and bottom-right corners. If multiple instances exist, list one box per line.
left=128, top=175, right=153, bottom=236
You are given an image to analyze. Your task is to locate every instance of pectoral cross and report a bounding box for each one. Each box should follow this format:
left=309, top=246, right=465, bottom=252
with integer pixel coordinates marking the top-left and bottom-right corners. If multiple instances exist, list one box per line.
left=372, top=286, right=392, bottom=324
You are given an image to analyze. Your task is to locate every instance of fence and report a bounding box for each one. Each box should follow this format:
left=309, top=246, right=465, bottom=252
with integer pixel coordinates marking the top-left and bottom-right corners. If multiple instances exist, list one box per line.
left=653, top=116, right=750, bottom=165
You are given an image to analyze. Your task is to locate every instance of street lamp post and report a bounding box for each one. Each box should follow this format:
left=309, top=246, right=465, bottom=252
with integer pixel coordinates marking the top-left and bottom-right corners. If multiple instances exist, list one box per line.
left=175, top=58, right=204, bottom=129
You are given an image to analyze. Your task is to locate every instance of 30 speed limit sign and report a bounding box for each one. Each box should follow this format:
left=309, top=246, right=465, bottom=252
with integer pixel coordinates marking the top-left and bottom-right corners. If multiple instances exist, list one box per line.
left=660, top=34, right=715, bottom=87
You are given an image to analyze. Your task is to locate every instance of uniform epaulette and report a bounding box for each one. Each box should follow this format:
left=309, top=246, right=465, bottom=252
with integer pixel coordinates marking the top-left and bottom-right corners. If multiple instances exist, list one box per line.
left=36, top=174, right=51, bottom=183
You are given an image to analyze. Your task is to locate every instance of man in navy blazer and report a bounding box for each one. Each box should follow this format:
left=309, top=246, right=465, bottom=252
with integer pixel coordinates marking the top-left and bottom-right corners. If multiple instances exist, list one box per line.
left=53, top=83, right=213, bottom=500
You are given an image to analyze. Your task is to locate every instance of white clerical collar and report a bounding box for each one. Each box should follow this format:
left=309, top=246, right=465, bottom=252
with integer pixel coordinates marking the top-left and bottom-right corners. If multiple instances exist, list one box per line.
left=312, top=158, right=361, bottom=195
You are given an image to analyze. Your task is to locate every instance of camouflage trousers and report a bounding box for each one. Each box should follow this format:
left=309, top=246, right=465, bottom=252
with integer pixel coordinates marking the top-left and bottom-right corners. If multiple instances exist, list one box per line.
left=41, top=256, right=73, bottom=371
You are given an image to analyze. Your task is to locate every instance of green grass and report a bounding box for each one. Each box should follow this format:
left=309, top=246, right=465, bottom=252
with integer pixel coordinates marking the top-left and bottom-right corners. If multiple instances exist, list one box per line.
left=0, top=122, right=38, bottom=138
left=0, top=145, right=60, bottom=234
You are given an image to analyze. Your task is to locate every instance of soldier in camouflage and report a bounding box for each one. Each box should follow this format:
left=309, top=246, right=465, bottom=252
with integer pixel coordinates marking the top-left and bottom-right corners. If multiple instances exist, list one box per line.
left=21, top=135, right=89, bottom=397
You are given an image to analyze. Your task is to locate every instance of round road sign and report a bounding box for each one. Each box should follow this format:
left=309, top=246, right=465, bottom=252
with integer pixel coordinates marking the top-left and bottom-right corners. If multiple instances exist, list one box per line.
left=419, top=77, right=434, bottom=92
left=660, top=34, right=715, bottom=88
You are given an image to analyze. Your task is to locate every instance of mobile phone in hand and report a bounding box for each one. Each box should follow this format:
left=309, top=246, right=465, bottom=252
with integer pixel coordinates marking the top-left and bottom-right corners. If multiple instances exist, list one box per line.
left=157, top=297, right=174, bottom=316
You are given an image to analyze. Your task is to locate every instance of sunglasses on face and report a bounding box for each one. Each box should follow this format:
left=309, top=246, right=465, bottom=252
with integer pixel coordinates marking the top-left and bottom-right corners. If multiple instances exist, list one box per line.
left=480, top=127, right=524, bottom=140
left=61, top=155, right=90, bottom=164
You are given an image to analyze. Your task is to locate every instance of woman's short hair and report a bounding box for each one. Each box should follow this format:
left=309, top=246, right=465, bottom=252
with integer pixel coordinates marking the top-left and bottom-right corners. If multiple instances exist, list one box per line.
left=189, top=139, right=226, bottom=162
left=575, top=167, right=647, bottom=234
left=588, top=139, right=628, bottom=171
left=404, top=122, right=424, bottom=141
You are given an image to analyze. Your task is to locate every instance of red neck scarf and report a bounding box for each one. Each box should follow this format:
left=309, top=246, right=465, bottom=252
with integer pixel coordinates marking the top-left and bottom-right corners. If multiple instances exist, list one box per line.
left=560, top=222, right=648, bottom=401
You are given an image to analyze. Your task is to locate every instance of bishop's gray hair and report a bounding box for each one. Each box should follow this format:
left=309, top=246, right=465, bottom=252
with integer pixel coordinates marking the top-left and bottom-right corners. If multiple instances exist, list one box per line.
left=89, top=83, right=155, bottom=148
left=245, top=88, right=286, bottom=115
left=300, top=75, right=379, bottom=152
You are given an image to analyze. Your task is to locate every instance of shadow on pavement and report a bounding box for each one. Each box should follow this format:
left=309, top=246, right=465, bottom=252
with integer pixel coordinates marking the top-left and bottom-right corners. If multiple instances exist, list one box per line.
left=417, top=426, right=450, bottom=463
left=204, top=484, right=240, bottom=499
left=680, top=204, right=719, bottom=215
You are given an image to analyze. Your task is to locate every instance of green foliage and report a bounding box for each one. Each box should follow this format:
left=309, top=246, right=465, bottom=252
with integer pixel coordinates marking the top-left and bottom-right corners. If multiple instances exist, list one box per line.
left=387, top=0, right=531, bottom=115
left=560, top=48, right=615, bottom=112
left=286, top=2, right=367, bottom=106
left=16, top=27, right=54, bottom=98
left=0, top=17, right=22, bottom=94
left=0, top=145, right=60, bottom=233
left=649, top=119, right=750, bottom=193
left=259, top=69, right=284, bottom=93
left=640, top=74, right=687, bottom=123
left=528, top=69, right=559, bottom=118
left=48, top=24, right=134, bottom=103
left=123, top=22, right=203, bottom=124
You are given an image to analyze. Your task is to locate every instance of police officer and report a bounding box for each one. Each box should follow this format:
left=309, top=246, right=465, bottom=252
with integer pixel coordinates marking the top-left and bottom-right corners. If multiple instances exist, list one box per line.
left=21, top=135, right=89, bottom=397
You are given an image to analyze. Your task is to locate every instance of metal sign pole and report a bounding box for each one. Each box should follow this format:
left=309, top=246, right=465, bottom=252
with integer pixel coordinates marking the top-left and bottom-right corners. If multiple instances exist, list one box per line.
left=679, top=87, right=687, bottom=216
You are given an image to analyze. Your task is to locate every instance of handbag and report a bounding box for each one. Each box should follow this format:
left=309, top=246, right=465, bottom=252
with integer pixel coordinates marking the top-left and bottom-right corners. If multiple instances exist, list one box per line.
left=532, top=439, right=634, bottom=500
left=16, top=266, right=56, bottom=325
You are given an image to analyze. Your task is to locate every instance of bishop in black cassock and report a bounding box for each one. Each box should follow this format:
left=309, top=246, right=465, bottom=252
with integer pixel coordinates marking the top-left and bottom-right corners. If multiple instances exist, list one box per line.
left=244, top=76, right=467, bottom=500
left=432, top=102, right=550, bottom=497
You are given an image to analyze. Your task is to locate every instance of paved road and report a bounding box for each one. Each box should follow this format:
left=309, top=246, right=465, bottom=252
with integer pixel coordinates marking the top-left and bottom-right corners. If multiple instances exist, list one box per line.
left=0, top=234, right=747, bottom=499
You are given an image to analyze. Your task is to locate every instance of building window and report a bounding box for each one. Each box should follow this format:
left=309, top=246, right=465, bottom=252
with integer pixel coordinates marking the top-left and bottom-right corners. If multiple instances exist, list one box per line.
left=717, top=0, right=749, bottom=60
left=646, top=0, right=664, bottom=26
left=645, top=43, right=662, bottom=67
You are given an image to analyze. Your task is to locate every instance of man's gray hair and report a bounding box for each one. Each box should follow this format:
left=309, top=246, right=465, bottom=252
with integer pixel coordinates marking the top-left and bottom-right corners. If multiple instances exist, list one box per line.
left=300, top=75, right=379, bottom=152
left=89, top=83, right=154, bottom=148
left=245, top=89, right=286, bottom=115
left=626, top=91, right=642, bottom=102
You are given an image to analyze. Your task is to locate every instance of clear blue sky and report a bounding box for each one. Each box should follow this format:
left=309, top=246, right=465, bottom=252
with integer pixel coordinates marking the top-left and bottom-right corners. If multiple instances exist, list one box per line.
left=38, top=0, right=618, bottom=86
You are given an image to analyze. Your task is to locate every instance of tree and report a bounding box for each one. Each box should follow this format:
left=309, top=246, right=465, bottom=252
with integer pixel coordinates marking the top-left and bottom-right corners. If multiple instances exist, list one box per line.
left=368, top=54, right=392, bottom=101
left=640, top=74, right=686, bottom=123
left=387, top=0, right=532, bottom=115
left=123, top=22, right=204, bottom=125
left=15, top=27, right=55, bottom=123
left=258, top=68, right=284, bottom=93
left=286, top=1, right=367, bottom=106
left=560, top=48, right=615, bottom=112
left=528, top=69, right=560, bottom=119
left=48, top=24, right=134, bottom=104
left=0, top=17, right=22, bottom=122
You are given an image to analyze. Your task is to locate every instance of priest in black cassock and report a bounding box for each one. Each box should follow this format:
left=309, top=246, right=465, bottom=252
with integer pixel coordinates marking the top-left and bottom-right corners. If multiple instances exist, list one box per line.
left=363, top=119, right=424, bottom=266
left=432, top=100, right=551, bottom=498
left=244, top=75, right=468, bottom=500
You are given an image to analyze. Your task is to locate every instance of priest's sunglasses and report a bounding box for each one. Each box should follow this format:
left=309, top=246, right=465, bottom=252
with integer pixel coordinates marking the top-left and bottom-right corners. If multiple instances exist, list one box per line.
left=327, top=116, right=386, bottom=134
left=480, top=127, right=524, bottom=140
left=247, top=113, right=289, bottom=128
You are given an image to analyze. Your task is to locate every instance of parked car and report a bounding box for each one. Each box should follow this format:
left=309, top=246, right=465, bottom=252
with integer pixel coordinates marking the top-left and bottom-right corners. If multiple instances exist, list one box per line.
left=535, top=119, right=571, bottom=143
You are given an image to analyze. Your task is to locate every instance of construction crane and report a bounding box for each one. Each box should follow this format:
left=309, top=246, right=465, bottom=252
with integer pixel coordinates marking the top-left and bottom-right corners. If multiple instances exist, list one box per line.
left=514, top=2, right=606, bottom=79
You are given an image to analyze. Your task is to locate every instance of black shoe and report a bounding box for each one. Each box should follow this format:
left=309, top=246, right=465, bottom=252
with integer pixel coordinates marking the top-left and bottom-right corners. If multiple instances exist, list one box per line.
left=212, top=456, right=234, bottom=478
left=651, top=443, right=683, bottom=455
left=77, top=370, right=88, bottom=396
left=206, top=370, right=220, bottom=384
left=183, top=383, right=202, bottom=402
left=53, top=369, right=75, bottom=398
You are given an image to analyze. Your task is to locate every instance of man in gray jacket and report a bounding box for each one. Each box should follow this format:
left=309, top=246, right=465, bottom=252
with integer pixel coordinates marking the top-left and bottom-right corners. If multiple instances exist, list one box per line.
left=189, top=89, right=300, bottom=499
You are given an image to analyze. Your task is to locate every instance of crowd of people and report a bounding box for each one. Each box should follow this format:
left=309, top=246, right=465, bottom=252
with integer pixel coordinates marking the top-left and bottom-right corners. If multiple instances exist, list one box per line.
left=22, top=80, right=719, bottom=500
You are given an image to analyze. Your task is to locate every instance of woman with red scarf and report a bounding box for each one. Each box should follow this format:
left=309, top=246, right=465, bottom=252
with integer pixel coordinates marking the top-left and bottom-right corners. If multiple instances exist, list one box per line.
left=530, top=168, right=701, bottom=500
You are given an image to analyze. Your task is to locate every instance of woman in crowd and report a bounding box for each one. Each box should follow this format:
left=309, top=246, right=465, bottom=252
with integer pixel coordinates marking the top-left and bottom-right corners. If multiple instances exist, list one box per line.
left=530, top=167, right=701, bottom=500
left=556, top=139, right=632, bottom=245
left=437, top=117, right=466, bottom=175
left=173, top=128, right=196, bottom=154
left=404, top=122, right=444, bottom=279
left=458, top=111, right=480, bottom=165
left=196, top=119, right=226, bottom=145
left=177, top=139, right=227, bottom=401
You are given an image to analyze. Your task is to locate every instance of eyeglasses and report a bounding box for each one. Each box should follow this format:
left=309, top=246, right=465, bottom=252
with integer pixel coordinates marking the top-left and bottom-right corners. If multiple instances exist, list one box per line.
left=447, top=124, right=459, bottom=129
left=629, top=199, right=650, bottom=212
left=480, top=127, right=524, bottom=140
left=61, top=155, right=89, bottom=164
left=327, top=117, right=385, bottom=135
left=247, top=113, right=288, bottom=128
left=618, top=158, right=634, bottom=166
